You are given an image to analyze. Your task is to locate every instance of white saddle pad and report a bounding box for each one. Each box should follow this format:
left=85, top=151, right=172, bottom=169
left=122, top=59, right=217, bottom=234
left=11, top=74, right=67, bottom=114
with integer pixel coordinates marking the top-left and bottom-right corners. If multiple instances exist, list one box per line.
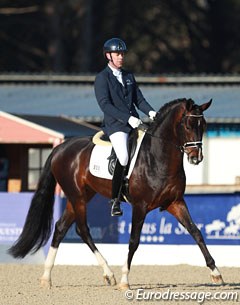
left=89, top=131, right=145, bottom=180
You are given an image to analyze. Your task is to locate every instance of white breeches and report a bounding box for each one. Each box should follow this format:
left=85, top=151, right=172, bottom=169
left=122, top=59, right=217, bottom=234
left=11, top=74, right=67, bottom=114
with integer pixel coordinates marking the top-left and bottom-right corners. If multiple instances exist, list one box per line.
left=109, top=132, right=129, bottom=166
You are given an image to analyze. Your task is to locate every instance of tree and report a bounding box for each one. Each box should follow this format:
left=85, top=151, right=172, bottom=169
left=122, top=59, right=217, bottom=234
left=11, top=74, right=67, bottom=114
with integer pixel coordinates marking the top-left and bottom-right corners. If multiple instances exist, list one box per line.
left=0, top=0, right=239, bottom=73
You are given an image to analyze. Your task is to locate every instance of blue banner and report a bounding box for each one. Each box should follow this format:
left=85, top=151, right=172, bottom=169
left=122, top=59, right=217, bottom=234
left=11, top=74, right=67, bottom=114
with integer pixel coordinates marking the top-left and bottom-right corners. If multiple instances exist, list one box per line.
left=62, top=193, right=240, bottom=245
left=0, top=193, right=62, bottom=254
left=0, top=193, right=33, bottom=244
left=1, top=192, right=240, bottom=246
left=119, top=193, right=240, bottom=245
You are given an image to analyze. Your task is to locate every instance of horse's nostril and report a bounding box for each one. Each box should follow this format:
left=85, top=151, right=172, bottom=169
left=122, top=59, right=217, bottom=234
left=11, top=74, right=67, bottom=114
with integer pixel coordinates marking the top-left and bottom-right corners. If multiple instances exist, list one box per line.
left=189, top=156, right=199, bottom=165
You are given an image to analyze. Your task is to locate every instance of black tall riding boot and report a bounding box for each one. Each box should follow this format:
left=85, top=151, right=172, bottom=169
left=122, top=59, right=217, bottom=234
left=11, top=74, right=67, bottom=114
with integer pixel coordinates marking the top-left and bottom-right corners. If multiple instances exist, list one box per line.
left=109, top=160, right=126, bottom=216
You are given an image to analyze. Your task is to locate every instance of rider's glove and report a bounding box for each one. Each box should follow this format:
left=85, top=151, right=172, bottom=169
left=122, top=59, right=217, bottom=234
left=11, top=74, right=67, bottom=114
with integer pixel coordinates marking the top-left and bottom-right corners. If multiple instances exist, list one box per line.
left=149, top=110, right=157, bottom=121
left=128, top=116, right=142, bottom=128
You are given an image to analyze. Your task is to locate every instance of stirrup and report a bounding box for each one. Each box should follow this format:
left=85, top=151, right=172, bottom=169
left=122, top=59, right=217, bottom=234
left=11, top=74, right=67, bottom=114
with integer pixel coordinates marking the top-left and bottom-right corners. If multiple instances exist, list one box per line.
left=110, top=199, right=123, bottom=217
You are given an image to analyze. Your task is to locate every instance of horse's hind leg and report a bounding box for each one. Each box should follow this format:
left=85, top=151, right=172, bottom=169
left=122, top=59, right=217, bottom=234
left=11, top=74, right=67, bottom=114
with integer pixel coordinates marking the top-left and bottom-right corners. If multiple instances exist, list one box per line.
left=40, top=201, right=75, bottom=288
left=74, top=201, right=116, bottom=286
left=167, top=200, right=224, bottom=284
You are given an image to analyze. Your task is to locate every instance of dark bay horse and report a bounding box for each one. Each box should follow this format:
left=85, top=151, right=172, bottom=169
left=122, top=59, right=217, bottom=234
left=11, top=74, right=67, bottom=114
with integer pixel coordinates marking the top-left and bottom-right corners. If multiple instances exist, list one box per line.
left=9, top=98, right=224, bottom=289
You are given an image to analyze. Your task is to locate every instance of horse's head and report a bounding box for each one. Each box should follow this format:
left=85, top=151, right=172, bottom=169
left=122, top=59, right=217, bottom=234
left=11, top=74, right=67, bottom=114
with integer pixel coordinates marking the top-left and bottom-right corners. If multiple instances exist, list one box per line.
left=179, top=98, right=212, bottom=165
left=148, top=98, right=211, bottom=165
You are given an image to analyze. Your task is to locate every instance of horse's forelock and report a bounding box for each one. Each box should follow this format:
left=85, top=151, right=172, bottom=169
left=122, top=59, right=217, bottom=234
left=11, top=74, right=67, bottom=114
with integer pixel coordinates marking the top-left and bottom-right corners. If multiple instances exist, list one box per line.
left=192, top=103, right=203, bottom=115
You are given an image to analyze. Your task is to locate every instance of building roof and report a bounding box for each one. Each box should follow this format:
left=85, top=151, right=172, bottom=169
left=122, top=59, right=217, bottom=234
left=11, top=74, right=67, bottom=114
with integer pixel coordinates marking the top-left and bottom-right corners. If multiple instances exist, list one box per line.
left=0, top=111, right=99, bottom=144
left=0, top=83, right=239, bottom=122
left=16, top=114, right=99, bottom=138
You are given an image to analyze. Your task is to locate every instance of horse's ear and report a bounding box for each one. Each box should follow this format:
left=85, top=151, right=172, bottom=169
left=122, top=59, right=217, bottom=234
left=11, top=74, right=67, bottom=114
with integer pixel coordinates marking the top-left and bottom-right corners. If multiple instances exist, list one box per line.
left=200, top=99, right=212, bottom=112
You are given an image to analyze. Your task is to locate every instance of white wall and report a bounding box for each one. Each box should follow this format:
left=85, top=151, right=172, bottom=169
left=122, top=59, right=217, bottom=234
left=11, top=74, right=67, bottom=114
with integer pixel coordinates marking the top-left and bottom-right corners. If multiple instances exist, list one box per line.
left=207, top=137, right=240, bottom=184
left=184, top=136, right=240, bottom=185
left=54, top=243, right=240, bottom=267
left=2, top=243, right=240, bottom=267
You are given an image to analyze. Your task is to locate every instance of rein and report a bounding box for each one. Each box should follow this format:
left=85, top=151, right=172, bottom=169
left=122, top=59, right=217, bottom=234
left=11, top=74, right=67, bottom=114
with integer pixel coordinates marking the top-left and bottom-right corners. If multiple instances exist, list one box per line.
left=139, top=113, right=204, bottom=153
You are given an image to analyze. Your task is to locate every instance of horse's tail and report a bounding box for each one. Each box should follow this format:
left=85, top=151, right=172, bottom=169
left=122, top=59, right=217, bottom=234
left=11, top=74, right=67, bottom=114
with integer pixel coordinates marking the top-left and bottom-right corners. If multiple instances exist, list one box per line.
left=8, top=152, right=56, bottom=258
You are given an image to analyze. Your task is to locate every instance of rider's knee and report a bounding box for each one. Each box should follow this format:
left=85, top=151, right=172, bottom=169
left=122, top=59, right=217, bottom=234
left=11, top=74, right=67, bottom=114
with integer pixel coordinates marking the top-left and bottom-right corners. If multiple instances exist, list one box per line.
left=118, top=155, right=129, bottom=167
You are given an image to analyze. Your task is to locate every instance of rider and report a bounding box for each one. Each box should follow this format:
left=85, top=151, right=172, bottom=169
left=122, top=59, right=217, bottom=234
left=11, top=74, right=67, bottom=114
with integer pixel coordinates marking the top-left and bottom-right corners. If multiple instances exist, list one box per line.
left=94, top=38, right=157, bottom=216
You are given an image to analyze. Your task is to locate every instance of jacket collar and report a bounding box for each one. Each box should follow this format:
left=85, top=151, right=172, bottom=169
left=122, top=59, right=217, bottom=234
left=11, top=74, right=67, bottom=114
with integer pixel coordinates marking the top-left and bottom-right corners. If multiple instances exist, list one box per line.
left=106, top=65, right=126, bottom=87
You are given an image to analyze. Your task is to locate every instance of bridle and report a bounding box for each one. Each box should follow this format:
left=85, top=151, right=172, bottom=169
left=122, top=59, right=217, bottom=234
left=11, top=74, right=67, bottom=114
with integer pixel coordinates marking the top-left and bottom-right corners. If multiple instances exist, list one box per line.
left=140, top=113, right=204, bottom=154
left=180, top=114, right=204, bottom=153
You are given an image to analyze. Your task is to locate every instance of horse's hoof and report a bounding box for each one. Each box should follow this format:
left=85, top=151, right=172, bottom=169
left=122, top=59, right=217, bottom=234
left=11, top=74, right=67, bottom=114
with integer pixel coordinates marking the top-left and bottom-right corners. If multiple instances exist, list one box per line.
left=40, top=278, right=52, bottom=289
left=118, top=283, right=130, bottom=290
left=103, top=274, right=117, bottom=286
left=211, top=274, right=224, bottom=285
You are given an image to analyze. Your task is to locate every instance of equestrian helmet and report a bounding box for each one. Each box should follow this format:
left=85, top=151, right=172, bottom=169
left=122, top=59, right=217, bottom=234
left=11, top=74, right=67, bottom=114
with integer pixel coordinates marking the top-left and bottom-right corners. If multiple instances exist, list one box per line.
left=103, top=38, right=127, bottom=58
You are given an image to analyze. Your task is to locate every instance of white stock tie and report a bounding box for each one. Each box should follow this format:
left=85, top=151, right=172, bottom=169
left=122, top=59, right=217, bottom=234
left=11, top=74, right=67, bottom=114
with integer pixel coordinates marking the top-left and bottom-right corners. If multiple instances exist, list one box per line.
left=113, top=69, right=124, bottom=86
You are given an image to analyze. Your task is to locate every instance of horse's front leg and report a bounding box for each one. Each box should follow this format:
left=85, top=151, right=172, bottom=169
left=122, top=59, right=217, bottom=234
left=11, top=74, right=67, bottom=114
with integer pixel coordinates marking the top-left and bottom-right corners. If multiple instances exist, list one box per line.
left=119, top=206, right=146, bottom=290
left=167, top=200, right=224, bottom=284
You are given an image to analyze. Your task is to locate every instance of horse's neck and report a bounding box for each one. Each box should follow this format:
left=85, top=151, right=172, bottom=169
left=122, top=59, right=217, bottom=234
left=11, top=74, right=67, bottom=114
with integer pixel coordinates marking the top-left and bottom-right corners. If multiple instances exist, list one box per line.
left=156, top=104, right=184, bottom=141
left=143, top=113, right=184, bottom=172
left=151, top=111, right=178, bottom=144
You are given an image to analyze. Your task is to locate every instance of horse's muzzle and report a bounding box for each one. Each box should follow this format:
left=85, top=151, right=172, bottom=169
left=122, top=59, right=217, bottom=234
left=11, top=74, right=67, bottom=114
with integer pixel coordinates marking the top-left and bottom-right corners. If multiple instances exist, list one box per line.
left=183, top=141, right=203, bottom=165
left=188, top=152, right=203, bottom=165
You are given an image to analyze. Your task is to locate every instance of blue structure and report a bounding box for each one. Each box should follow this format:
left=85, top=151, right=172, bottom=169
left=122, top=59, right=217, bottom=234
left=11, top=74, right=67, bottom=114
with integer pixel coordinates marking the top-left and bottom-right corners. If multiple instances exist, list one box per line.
left=1, top=193, right=240, bottom=247
left=63, top=193, right=240, bottom=246
left=0, top=83, right=240, bottom=121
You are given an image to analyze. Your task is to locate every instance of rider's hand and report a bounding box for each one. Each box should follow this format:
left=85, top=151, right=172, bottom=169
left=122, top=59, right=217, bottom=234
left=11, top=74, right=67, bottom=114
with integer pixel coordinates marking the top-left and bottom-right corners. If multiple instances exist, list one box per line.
left=128, top=116, right=142, bottom=128
left=149, top=111, right=157, bottom=120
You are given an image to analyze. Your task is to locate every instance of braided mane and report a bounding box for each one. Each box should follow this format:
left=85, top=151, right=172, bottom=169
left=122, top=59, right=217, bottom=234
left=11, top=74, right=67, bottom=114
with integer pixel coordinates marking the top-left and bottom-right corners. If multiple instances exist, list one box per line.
left=148, top=98, right=195, bottom=132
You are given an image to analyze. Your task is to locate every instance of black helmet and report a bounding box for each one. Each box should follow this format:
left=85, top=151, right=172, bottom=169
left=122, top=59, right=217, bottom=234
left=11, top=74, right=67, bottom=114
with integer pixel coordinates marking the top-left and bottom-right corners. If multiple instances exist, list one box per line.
left=103, top=38, right=127, bottom=58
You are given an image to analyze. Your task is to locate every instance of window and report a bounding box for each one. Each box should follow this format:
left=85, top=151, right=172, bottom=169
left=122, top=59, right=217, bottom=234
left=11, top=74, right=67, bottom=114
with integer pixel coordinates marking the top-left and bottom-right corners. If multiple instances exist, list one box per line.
left=28, top=148, right=52, bottom=190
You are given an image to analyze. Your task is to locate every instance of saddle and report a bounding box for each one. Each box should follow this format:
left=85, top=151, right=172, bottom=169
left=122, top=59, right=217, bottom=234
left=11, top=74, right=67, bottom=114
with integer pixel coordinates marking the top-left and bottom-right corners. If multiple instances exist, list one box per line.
left=92, top=128, right=141, bottom=174
left=92, top=127, right=146, bottom=201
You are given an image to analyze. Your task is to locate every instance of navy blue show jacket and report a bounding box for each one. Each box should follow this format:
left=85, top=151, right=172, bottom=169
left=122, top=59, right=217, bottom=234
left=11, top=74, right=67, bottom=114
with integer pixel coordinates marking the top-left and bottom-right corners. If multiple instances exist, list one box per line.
left=94, top=66, right=154, bottom=136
